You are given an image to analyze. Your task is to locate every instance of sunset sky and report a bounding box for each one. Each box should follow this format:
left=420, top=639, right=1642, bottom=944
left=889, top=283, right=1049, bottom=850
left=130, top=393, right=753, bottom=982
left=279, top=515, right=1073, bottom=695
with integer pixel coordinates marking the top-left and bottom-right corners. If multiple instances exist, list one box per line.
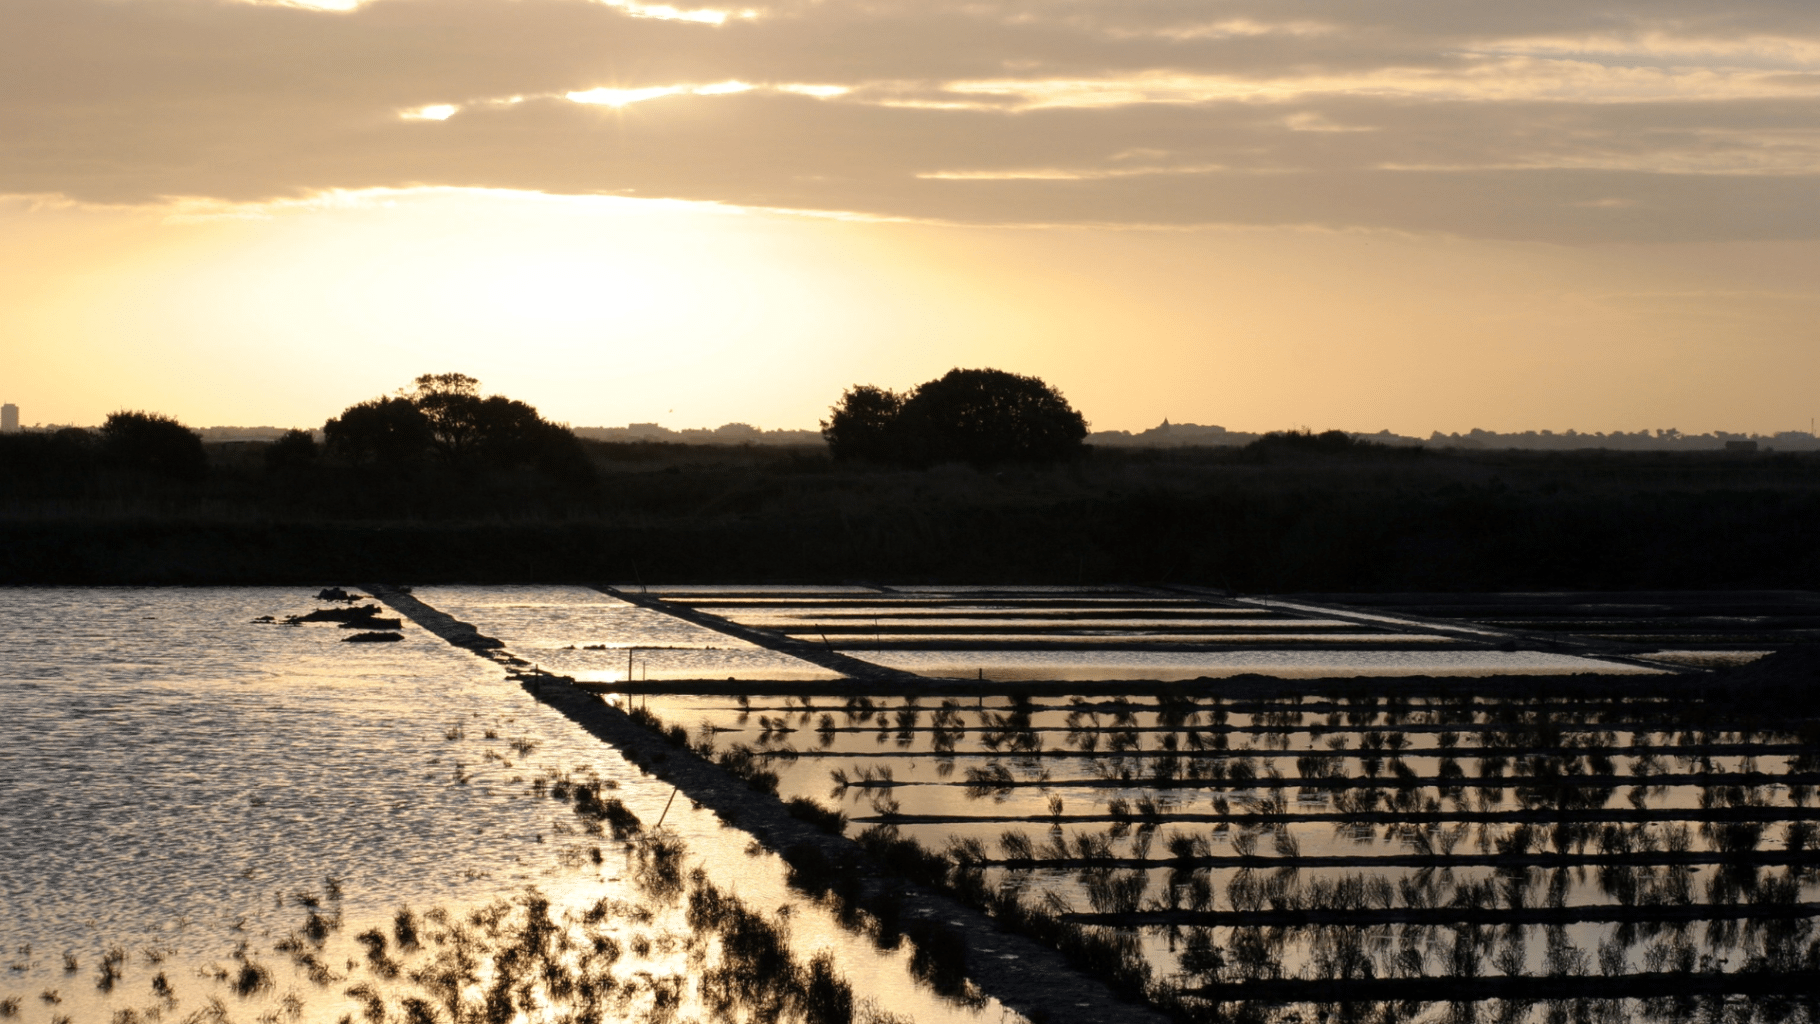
left=3, top=0, right=1818, bottom=435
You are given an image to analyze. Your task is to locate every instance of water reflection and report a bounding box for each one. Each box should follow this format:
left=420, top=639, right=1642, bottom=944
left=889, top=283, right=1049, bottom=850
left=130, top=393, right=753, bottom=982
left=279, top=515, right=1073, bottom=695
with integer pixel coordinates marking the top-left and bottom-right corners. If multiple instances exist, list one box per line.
left=644, top=684, right=1820, bottom=1022
left=0, top=588, right=997, bottom=1024
left=418, top=584, right=843, bottom=681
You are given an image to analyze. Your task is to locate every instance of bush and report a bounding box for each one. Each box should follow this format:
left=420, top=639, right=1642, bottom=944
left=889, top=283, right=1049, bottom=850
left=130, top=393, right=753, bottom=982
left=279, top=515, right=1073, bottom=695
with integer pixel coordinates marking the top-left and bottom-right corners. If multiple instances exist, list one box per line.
left=101, top=411, right=206, bottom=481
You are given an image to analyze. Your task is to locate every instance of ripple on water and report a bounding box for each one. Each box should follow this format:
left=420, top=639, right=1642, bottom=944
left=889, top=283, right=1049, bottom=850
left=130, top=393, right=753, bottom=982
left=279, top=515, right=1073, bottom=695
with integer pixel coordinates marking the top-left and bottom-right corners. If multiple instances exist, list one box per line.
left=0, top=587, right=995, bottom=1024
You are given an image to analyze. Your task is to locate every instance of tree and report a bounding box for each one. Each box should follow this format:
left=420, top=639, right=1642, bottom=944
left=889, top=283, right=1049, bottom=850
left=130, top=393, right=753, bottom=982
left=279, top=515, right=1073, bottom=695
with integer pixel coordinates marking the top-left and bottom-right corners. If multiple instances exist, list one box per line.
left=821, top=385, right=905, bottom=463
left=893, top=368, right=1088, bottom=467
left=323, top=374, right=592, bottom=484
left=100, top=411, right=206, bottom=480
left=401, top=372, right=488, bottom=463
left=323, top=397, right=433, bottom=466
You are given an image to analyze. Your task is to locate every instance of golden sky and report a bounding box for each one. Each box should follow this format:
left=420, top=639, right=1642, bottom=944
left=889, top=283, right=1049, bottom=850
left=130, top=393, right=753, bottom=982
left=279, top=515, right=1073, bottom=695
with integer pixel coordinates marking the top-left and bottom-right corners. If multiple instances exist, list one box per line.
left=3, top=0, right=1819, bottom=434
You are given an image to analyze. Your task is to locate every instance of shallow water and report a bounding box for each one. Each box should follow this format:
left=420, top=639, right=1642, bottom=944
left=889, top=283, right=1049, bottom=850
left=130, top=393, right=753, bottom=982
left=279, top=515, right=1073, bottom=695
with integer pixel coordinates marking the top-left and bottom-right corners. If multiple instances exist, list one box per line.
left=631, top=585, right=1664, bottom=679
left=642, top=675, right=1818, bottom=1008
left=417, top=584, right=842, bottom=681
left=845, top=648, right=1653, bottom=680
left=0, top=587, right=996, bottom=1023
left=6, top=583, right=1795, bottom=1023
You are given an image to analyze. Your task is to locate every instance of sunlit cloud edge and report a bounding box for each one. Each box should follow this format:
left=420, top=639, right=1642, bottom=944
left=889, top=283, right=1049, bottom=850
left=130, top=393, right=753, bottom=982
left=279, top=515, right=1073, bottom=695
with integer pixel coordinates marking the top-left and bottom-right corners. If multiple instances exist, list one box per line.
left=236, top=0, right=747, bottom=22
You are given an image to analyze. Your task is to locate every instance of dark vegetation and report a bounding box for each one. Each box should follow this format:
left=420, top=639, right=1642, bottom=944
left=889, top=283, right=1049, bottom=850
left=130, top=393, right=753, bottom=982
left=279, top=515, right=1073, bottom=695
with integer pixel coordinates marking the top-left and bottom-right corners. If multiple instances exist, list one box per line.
left=3, top=377, right=1819, bottom=588
left=821, top=367, right=1089, bottom=467
left=253, top=594, right=408, bottom=642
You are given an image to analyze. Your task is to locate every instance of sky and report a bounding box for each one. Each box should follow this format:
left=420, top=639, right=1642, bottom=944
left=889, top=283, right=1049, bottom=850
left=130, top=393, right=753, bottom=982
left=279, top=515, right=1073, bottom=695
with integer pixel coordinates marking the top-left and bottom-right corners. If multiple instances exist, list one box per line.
left=2, top=0, right=1819, bottom=435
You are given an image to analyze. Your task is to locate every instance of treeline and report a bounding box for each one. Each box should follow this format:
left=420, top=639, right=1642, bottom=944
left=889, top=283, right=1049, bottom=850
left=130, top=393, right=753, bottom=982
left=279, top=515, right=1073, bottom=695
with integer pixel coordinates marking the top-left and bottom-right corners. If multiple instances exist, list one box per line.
left=3, top=369, right=1817, bottom=587
left=0, top=374, right=594, bottom=513
left=0, top=411, right=211, bottom=484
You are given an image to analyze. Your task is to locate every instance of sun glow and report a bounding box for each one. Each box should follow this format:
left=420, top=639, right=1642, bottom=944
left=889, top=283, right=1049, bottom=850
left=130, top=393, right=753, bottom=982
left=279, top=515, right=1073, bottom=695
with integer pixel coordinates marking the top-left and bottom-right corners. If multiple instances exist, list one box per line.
left=566, top=81, right=753, bottom=106
left=599, top=0, right=738, bottom=24
left=566, top=86, right=683, bottom=107
left=7, top=181, right=1820, bottom=438
left=778, top=84, right=852, bottom=98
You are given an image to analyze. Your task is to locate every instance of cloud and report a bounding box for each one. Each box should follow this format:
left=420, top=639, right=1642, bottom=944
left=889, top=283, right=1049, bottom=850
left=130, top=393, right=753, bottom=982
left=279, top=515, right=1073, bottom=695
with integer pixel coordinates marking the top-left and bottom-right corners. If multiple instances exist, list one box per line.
left=4, top=0, right=1820, bottom=240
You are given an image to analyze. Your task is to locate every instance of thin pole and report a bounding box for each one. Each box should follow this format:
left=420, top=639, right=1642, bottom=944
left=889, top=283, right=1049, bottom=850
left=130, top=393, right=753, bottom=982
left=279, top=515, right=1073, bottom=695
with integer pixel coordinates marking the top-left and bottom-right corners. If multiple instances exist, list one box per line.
left=654, top=786, right=679, bottom=829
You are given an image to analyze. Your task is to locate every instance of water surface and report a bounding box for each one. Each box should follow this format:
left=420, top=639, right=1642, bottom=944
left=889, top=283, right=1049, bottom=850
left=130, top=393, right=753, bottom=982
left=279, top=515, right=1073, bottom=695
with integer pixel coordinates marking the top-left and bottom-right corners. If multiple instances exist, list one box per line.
left=0, top=587, right=988, bottom=1023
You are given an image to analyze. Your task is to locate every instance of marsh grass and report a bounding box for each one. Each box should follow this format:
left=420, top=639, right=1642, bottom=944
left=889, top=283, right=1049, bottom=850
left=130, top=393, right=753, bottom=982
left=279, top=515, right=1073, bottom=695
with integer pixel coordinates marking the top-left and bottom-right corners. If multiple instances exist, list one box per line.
left=787, top=796, right=849, bottom=834
left=95, top=946, right=125, bottom=992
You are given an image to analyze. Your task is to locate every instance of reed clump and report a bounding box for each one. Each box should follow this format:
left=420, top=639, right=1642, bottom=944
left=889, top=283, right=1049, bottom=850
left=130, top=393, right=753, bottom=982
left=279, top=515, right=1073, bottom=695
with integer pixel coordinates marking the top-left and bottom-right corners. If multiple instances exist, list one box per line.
left=95, top=946, right=125, bottom=992
left=786, top=797, right=849, bottom=835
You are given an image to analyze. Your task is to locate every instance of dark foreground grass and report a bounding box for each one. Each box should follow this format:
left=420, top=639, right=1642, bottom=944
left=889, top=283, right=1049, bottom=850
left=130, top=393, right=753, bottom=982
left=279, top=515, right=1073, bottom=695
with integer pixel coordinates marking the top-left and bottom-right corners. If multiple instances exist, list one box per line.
left=3, top=444, right=1818, bottom=588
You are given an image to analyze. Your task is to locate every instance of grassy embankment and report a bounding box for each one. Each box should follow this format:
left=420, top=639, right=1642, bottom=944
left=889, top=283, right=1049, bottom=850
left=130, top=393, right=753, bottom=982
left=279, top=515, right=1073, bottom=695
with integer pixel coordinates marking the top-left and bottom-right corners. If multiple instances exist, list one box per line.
left=1, top=439, right=1816, bottom=587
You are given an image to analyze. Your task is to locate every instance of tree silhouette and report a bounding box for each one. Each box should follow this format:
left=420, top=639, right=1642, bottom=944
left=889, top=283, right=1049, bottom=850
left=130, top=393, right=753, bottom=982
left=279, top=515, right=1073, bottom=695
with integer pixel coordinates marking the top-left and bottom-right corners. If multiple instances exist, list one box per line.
left=403, top=372, right=489, bottom=463
left=323, top=396, right=433, bottom=466
left=893, top=368, right=1088, bottom=467
left=100, top=411, right=206, bottom=481
left=324, top=374, right=592, bottom=483
left=821, top=385, right=905, bottom=463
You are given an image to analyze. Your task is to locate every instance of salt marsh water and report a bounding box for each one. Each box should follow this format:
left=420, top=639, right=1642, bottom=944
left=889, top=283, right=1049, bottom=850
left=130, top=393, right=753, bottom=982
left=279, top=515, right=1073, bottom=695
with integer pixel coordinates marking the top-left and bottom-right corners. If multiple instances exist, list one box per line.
left=417, top=584, right=844, bottom=681
left=641, top=585, right=1661, bottom=680
left=849, top=648, right=1651, bottom=680
left=5, top=582, right=1805, bottom=1024
left=0, top=587, right=993, bottom=1024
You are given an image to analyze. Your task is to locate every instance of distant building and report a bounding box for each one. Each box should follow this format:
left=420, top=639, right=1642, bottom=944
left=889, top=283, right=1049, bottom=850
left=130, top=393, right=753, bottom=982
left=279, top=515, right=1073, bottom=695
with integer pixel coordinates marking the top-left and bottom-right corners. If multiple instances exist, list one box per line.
left=1, top=404, right=16, bottom=433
